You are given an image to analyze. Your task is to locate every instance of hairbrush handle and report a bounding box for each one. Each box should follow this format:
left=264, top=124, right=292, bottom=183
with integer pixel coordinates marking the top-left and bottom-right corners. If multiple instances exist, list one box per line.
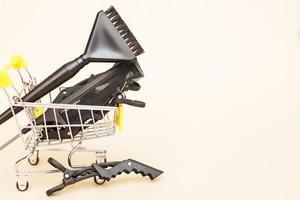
left=0, top=56, right=88, bottom=125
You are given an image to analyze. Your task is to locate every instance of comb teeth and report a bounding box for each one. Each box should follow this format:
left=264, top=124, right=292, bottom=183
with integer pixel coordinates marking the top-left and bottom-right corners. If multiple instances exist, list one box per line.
left=105, top=6, right=144, bottom=56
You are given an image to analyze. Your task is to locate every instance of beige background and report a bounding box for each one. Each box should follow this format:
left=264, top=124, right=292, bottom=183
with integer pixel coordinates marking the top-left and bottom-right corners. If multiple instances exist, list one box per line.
left=0, top=0, right=300, bottom=199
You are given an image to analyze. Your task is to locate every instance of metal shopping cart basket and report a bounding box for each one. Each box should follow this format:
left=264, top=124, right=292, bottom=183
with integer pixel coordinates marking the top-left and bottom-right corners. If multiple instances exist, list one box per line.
left=0, top=55, right=118, bottom=191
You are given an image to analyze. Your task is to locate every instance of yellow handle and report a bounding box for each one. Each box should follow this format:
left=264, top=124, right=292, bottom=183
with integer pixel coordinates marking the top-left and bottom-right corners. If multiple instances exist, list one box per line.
left=11, top=54, right=27, bottom=70
left=0, top=54, right=27, bottom=88
left=33, top=107, right=43, bottom=118
left=0, top=65, right=13, bottom=88
left=116, top=104, right=124, bottom=132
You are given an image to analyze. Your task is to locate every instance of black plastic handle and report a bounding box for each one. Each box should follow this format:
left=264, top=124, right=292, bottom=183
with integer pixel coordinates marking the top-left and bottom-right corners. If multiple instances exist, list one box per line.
left=48, top=158, right=67, bottom=172
left=123, top=99, right=146, bottom=108
left=46, top=183, right=65, bottom=196
left=126, top=80, right=141, bottom=91
left=92, top=159, right=163, bottom=181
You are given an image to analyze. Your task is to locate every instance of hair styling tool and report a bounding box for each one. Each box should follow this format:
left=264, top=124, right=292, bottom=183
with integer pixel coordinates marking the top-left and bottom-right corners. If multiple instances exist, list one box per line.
left=46, top=157, right=163, bottom=196
left=21, top=62, right=145, bottom=139
left=0, top=6, right=143, bottom=125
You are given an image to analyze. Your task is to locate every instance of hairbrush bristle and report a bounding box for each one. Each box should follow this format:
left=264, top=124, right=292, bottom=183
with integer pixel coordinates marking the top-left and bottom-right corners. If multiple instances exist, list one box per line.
left=105, top=6, right=144, bottom=56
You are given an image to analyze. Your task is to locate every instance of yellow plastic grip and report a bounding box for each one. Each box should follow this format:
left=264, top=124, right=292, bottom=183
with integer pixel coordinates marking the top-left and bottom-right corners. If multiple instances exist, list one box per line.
left=0, top=65, right=13, bottom=88
left=33, top=107, right=43, bottom=118
left=116, top=104, right=124, bottom=132
left=11, top=54, right=27, bottom=69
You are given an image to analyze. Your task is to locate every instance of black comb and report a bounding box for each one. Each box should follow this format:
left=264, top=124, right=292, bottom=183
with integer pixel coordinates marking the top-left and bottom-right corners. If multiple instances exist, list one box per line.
left=105, top=6, right=144, bottom=56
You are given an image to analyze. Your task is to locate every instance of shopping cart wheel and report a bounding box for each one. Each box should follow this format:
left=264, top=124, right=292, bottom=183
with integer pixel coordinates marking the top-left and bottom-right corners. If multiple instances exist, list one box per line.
left=16, top=181, right=29, bottom=191
left=93, top=176, right=106, bottom=185
left=28, top=151, right=39, bottom=165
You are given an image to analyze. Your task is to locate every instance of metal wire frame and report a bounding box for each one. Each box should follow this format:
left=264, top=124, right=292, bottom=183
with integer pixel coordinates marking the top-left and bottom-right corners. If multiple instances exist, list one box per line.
left=0, top=66, right=118, bottom=151
left=11, top=102, right=117, bottom=149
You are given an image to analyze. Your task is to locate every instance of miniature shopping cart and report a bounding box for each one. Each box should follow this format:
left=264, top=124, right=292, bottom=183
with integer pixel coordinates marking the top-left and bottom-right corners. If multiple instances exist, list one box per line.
left=0, top=55, right=118, bottom=191
left=0, top=55, right=162, bottom=195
